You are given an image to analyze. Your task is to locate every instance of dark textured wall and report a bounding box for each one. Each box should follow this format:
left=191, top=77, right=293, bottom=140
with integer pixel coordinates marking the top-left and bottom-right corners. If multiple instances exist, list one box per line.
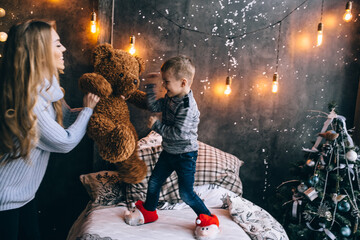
left=0, top=0, right=359, bottom=239
left=112, top=0, right=360, bottom=209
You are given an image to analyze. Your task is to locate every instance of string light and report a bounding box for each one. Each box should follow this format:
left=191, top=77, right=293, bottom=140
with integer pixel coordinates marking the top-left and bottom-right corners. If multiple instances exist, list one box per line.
left=0, top=8, right=5, bottom=18
left=343, top=1, right=353, bottom=22
left=140, top=0, right=349, bottom=95
left=317, top=0, right=325, bottom=47
left=90, top=11, right=97, bottom=34
left=224, top=76, right=232, bottom=95
left=272, top=22, right=282, bottom=94
left=129, top=35, right=136, bottom=55
left=272, top=73, right=279, bottom=93
left=316, top=22, right=323, bottom=47
left=0, top=32, right=7, bottom=42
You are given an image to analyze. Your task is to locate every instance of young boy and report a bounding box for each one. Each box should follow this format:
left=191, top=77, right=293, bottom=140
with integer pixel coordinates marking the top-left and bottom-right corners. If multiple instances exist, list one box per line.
left=124, top=56, right=220, bottom=238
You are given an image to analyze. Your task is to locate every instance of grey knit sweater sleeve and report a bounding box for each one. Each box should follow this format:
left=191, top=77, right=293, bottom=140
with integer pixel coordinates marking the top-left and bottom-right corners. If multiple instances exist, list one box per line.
left=0, top=79, right=93, bottom=211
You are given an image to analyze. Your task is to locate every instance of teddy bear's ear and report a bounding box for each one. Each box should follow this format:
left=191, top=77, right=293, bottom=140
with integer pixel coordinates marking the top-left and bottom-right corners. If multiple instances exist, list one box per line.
left=134, top=56, right=145, bottom=74
left=92, top=43, right=114, bottom=65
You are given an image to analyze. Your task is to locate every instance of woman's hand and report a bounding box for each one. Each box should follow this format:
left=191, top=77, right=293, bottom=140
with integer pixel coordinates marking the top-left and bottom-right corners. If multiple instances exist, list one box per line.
left=83, top=93, right=100, bottom=109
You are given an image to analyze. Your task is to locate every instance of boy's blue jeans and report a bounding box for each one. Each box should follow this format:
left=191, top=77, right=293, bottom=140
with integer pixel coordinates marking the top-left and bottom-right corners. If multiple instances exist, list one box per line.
left=144, top=150, right=211, bottom=216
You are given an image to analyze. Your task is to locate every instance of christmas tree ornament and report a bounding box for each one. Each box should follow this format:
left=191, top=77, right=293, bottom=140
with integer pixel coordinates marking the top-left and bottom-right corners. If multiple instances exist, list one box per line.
left=331, top=193, right=346, bottom=203
left=307, top=178, right=314, bottom=186
left=319, top=130, right=339, bottom=141
left=325, top=211, right=332, bottom=221
left=340, top=225, right=351, bottom=237
left=345, top=150, right=357, bottom=162
left=311, top=175, right=319, bottom=184
left=303, top=187, right=318, bottom=201
left=297, top=183, right=308, bottom=193
left=338, top=200, right=351, bottom=212
left=326, top=164, right=334, bottom=172
left=306, top=159, right=315, bottom=167
left=317, top=203, right=330, bottom=218
left=317, top=164, right=325, bottom=170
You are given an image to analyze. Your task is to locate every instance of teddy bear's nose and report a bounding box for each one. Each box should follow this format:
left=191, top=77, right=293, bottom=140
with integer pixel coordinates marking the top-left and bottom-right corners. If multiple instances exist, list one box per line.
left=133, top=79, right=138, bottom=85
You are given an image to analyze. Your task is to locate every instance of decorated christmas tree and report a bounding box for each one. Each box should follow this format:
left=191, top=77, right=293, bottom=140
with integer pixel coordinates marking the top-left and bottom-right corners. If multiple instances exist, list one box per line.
left=276, top=105, right=360, bottom=240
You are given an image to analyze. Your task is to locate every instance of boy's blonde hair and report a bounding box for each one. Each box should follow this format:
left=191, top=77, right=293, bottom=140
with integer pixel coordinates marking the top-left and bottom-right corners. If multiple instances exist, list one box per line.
left=161, top=55, right=195, bottom=85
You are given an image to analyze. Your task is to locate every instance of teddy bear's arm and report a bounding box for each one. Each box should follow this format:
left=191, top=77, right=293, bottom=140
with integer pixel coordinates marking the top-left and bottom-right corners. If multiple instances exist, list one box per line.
left=79, top=73, right=112, bottom=98
left=127, top=90, right=148, bottom=109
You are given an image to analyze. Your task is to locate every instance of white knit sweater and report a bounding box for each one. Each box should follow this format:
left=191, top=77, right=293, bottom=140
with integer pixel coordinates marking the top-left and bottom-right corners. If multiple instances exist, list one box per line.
left=0, top=76, right=93, bottom=211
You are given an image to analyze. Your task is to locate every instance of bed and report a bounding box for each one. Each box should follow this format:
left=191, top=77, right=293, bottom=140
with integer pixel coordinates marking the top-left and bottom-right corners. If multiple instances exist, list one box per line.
left=67, top=131, right=289, bottom=240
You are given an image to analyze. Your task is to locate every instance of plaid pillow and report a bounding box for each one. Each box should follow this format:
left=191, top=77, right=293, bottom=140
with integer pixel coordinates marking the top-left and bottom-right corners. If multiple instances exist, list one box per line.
left=125, top=132, right=244, bottom=206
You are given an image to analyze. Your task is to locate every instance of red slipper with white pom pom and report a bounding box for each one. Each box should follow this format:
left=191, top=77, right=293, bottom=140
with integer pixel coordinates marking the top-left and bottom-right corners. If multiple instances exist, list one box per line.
left=194, top=214, right=220, bottom=239
left=124, top=200, right=158, bottom=226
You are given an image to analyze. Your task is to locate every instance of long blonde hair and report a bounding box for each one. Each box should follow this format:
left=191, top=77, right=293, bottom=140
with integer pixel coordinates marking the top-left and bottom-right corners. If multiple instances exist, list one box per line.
left=0, top=20, right=63, bottom=161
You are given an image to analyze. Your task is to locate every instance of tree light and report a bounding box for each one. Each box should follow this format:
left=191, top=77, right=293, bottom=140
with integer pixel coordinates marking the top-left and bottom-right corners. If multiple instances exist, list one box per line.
left=129, top=35, right=136, bottom=55
left=224, top=76, right=232, bottom=95
left=90, top=12, right=97, bottom=34
left=316, top=23, right=323, bottom=47
left=272, top=73, right=279, bottom=93
left=343, top=1, right=353, bottom=22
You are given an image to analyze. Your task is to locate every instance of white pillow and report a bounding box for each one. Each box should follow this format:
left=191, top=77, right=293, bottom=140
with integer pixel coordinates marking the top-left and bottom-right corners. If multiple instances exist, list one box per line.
left=157, top=184, right=239, bottom=210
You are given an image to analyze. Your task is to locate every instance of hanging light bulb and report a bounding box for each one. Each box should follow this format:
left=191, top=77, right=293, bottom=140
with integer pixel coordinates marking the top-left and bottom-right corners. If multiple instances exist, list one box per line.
left=316, top=22, right=323, bottom=47
left=0, top=8, right=6, bottom=18
left=224, top=76, right=232, bottom=95
left=129, top=35, right=136, bottom=55
left=90, top=12, right=97, bottom=34
left=0, top=32, right=8, bottom=42
left=343, top=1, right=353, bottom=22
left=272, top=73, right=279, bottom=93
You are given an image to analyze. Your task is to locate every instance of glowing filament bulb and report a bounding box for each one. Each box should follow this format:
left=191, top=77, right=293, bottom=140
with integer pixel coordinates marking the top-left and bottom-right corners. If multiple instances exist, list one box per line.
left=0, top=32, right=8, bottom=42
left=224, top=76, right=232, bottom=95
left=272, top=73, right=278, bottom=93
left=316, top=23, right=323, bottom=47
left=129, top=35, right=136, bottom=55
left=90, top=12, right=97, bottom=34
left=343, top=1, right=353, bottom=22
left=0, top=8, right=6, bottom=18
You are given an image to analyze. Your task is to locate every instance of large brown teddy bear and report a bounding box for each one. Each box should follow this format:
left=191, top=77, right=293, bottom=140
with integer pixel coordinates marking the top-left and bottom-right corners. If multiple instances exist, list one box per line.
left=79, top=43, right=147, bottom=184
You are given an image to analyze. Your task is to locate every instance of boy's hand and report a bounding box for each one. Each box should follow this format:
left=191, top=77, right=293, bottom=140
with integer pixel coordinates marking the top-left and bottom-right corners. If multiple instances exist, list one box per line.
left=148, top=116, right=159, bottom=129
left=145, top=72, right=161, bottom=85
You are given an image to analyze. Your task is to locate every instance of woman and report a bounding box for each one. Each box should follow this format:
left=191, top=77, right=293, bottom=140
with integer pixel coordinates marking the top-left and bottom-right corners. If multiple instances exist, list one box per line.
left=0, top=20, right=100, bottom=239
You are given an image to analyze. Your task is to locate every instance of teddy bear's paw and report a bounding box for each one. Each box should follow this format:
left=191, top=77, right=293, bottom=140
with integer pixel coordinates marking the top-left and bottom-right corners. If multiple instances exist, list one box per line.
left=79, top=73, right=112, bottom=97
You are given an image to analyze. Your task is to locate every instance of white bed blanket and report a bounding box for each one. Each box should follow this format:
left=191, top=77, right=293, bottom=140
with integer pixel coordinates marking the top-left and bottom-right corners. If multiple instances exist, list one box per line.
left=67, top=204, right=251, bottom=240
